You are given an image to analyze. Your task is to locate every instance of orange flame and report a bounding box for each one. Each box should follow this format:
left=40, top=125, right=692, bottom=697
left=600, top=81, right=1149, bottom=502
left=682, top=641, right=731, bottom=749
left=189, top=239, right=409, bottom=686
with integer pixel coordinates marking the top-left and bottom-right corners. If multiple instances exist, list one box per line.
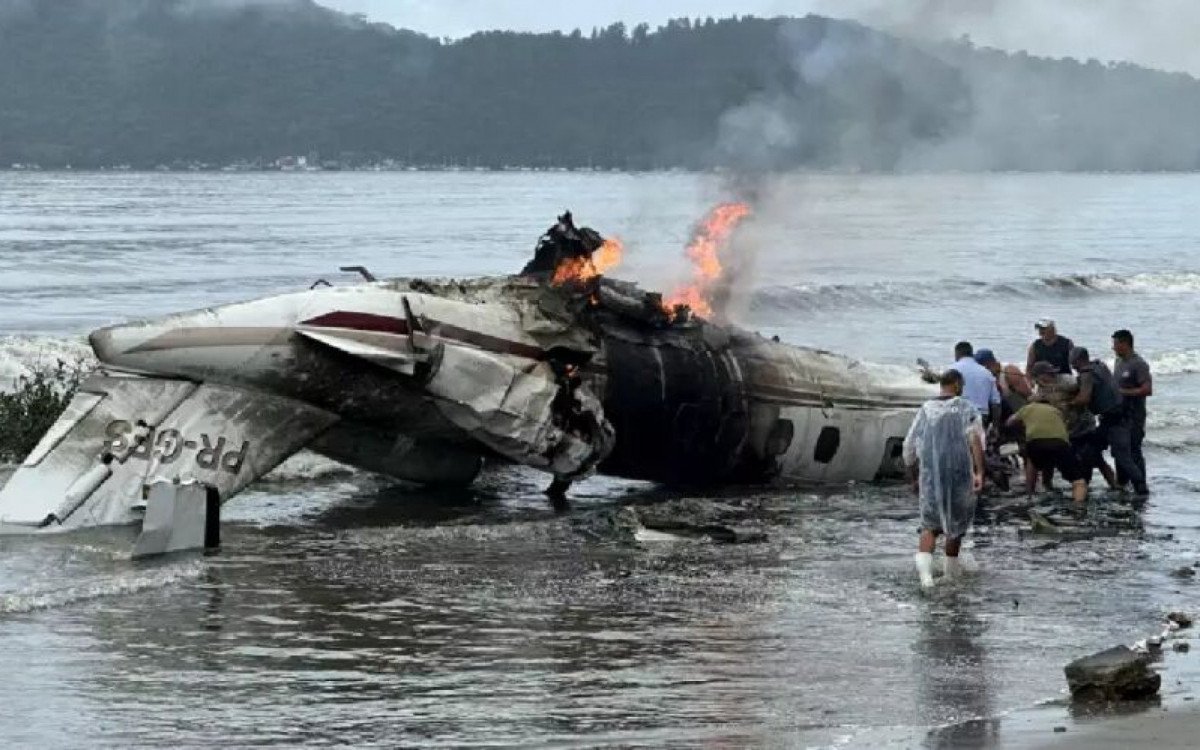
left=663, top=202, right=752, bottom=318
left=551, top=237, right=624, bottom=285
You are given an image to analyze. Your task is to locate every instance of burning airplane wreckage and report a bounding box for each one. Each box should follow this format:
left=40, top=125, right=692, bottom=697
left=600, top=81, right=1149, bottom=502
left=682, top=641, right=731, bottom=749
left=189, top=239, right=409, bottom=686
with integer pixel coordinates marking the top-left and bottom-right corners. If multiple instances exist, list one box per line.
left=0, top=206, right=931, bottom=555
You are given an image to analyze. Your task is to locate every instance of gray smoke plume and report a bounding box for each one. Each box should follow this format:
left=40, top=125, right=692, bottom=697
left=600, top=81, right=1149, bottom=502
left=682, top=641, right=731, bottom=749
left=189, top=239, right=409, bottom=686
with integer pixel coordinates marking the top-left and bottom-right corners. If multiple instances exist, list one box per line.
left=700, top=3, right=1200, bottom=324
left=813, top=0, right=1200, bottom=77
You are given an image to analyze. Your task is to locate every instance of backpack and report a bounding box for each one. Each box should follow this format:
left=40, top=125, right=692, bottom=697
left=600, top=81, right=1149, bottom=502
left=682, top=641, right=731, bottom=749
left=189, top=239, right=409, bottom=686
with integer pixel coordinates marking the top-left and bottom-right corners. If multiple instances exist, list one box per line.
left=1088, top=360, right=1122, bottom=416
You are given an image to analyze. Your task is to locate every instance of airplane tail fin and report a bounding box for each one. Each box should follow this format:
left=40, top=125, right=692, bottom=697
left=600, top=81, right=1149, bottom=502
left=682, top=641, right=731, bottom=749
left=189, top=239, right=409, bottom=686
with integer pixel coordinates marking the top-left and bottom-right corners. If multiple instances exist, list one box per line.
left=0, top=372, right=338, bottom=531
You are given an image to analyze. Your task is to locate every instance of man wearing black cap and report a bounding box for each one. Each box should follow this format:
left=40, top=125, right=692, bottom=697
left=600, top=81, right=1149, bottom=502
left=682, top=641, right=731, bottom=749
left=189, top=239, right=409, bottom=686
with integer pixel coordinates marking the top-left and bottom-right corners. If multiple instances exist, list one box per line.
left=1113, top=329, right=1152, bottom=495
left=1026, top=319, right=1074, bottom=376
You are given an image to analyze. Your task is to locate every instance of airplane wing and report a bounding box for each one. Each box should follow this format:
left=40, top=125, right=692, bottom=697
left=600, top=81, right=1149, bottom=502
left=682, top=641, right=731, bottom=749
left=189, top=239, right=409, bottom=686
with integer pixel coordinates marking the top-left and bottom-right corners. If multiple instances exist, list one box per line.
left=297, top=306, right=615, bottom=481
left=0, top=371, right=338, bottom=530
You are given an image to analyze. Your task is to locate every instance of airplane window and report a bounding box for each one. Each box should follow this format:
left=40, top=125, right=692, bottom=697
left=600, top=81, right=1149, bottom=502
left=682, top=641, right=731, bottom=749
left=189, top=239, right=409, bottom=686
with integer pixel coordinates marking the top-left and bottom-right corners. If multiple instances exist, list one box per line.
left=813, top=426, right=841, bottom=464
left=765, top=419, right=794, bottom=456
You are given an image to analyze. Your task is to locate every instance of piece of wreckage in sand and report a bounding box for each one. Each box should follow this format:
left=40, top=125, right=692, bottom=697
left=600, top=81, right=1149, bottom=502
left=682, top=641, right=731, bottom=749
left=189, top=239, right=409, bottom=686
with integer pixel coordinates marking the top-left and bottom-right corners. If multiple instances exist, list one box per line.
left=0, top=213, right=932, bottom=555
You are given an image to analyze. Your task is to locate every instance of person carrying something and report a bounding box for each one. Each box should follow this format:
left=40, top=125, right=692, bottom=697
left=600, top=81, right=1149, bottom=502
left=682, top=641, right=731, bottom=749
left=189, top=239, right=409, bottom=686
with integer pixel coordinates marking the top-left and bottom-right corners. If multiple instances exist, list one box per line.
left=975, top=348, right=1031, bottom=418
left=950, top=341, right=1002, bottom=428
left=1026, top=318, right=1074, bottom=377
left=903, top=369, right=986, bottom=589
left=1007, top=390, right=1089, bottom=504
left=1070, top=346, right=1140, bottom=494
left=1112, top=329, right=1153, bottom=496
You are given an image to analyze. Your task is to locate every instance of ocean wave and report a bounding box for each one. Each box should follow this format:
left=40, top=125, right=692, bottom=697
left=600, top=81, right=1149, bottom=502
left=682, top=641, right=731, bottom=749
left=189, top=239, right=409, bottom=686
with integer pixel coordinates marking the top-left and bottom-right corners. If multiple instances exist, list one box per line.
left=750, top=271, right=1200, bottom=313
left=261, top=451, right=356, bottom=482
left=0, top=334, right=94, bottom=392
left=1146, top=407, right=1200, bottom=429
left=1149, top=350, right=1200, bottom=376
left=1144, top=432, right=1200, bottom=453
left=0, top=560, right=204, bottom=614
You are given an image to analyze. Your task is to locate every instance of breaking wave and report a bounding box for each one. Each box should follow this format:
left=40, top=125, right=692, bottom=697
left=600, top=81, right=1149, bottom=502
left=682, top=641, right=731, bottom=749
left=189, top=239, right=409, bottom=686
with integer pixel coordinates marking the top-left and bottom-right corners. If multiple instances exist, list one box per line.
left=262, top=451, right=356, bottom=482
left=1149, top=350, right=1200, bottom=376
left=1146, top=407, right=1200, bottom=430
left=750, top=271, right=1200, bottom=313
left=0, top=560, right=204, bottom=614
left=0, top=335, right=94, bottom=392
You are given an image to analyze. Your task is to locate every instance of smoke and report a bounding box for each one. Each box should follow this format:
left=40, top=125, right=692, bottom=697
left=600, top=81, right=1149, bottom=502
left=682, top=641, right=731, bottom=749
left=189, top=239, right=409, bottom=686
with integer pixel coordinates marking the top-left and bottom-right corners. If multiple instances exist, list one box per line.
left=813, top=0, right=1200, bottom=77
left=698, top=4, right=1200, bottom=323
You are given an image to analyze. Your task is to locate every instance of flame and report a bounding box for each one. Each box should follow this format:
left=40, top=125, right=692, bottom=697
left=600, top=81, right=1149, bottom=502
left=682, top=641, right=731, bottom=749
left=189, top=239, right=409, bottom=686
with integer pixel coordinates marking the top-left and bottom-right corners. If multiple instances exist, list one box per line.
left=663, top=202, right=752, bottom=318
left=551, top=237, right=624, bottom=285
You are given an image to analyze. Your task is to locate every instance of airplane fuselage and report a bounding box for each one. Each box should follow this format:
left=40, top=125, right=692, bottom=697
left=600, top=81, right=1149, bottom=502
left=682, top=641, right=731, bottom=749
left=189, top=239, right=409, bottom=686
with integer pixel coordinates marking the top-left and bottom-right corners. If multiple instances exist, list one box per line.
left=87, top=276, right=931, bottom=487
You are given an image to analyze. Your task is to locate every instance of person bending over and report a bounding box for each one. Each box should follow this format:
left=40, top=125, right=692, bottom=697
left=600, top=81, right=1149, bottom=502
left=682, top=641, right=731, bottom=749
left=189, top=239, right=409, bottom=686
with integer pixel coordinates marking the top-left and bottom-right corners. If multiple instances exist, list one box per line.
left=1007, top=396, right=1089, bottom=503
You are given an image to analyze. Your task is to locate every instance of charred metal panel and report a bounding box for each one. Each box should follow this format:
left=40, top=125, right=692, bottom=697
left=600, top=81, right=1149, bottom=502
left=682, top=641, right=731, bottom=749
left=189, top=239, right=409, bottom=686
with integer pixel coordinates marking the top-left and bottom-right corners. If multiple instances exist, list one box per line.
left=597, top=331, right=748, bottom=484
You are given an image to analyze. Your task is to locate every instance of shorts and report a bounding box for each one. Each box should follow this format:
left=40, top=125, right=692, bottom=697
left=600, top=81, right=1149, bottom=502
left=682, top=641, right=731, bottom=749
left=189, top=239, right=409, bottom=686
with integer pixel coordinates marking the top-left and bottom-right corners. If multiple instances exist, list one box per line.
left=1026, top=438, right=1083, bottom=483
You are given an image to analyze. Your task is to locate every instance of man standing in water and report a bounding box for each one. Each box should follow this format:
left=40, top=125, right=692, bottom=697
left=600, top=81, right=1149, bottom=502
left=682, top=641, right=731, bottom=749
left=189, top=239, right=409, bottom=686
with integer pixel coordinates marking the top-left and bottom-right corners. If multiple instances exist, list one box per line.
left=1026, top=319, right=1074, bottom=376
left=903, top=369, right=986, bottom=589
left=1070, top=346, right=1133, bottom=493
left=1113, top=329, right=1152, bottom=495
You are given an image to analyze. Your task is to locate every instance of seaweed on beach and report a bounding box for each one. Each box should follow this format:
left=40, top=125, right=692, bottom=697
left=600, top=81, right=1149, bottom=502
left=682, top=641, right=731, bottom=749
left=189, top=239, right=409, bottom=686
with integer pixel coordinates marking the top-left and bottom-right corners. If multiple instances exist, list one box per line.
left=0, top=359, right=88, bottom=464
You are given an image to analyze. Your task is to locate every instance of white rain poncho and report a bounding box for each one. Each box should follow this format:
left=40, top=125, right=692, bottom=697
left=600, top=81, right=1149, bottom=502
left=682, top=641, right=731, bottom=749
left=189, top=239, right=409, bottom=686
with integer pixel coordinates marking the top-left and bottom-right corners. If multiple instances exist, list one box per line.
left=902, top=396, right=984, bottom=538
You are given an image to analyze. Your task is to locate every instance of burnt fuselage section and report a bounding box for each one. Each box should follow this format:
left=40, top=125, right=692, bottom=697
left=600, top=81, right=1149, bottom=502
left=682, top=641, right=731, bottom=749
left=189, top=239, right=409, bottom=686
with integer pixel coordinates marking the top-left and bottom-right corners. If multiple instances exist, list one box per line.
left=572, top=278, right=929, bottom=486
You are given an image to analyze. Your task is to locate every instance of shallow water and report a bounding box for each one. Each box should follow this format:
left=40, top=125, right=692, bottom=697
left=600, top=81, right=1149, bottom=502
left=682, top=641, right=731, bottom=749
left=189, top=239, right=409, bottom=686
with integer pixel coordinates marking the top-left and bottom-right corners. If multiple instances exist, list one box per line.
left=2, top=172, right=1199, bottom=747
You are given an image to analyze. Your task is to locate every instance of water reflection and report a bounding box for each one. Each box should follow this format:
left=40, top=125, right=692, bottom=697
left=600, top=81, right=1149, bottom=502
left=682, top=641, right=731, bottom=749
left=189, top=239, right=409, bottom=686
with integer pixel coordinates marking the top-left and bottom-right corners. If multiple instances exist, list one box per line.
left=917, top=594, right=996, bottom=749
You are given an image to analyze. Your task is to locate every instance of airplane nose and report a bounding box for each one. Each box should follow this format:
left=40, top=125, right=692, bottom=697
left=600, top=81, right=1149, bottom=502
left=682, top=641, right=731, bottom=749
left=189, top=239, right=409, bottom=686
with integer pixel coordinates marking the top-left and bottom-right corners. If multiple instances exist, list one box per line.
left=88, top=327, right=116, bottom=365
left=88, top=321, right=162, bottom=370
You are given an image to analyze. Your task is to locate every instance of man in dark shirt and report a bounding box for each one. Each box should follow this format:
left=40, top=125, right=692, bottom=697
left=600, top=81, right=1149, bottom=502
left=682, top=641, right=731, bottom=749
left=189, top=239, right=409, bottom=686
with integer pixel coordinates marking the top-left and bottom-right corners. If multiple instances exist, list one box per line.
left=1112, top=329, right=1152, bottom=495
left=1026, top=319, right=1074, bottom=376
left=1071, top=346, right=1137, bottom=493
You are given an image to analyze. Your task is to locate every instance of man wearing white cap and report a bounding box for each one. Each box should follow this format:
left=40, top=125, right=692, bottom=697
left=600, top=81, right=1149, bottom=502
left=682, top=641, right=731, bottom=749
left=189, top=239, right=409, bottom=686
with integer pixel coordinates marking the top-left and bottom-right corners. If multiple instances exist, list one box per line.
left=1026, top=319, right=1074, bottom=377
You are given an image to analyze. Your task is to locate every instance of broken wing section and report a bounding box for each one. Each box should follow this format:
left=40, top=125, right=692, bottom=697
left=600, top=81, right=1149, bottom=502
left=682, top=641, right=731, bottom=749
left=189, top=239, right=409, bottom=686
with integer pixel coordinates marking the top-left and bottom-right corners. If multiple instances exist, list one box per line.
left=0, top=372, right=338, bottom=530
left=424, top=343, right=615, bottom=480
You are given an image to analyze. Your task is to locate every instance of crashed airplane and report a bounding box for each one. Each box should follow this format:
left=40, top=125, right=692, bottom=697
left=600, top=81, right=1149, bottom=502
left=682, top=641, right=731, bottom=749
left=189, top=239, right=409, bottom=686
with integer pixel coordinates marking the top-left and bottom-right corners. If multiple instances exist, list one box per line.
left=0, top=212, right=931, bottom=553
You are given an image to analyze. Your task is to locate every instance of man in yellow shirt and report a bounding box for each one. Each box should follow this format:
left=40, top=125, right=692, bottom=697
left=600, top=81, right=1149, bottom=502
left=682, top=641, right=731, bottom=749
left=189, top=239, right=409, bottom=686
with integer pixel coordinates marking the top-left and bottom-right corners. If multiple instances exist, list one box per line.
left=1006, top=396, right=1089, bottom=503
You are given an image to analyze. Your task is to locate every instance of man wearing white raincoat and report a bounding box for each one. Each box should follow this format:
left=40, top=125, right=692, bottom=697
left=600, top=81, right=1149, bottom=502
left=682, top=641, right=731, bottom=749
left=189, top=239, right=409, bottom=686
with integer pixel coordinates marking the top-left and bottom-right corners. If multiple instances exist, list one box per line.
left=903, top=369, right=986, bottom=588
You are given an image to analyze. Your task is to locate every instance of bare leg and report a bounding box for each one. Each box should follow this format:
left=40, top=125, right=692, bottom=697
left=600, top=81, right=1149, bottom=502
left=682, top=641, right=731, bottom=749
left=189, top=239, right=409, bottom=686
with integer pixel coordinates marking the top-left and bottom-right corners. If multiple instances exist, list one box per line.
left=1072, top=479, right=1088, bottom=503
left=1024, top=460, right=1038, bottom=497
left=918, top=528, right=938, bottom=554
left=1097, top=457, right=1118, bottom=489
left=945, top=535, right=963, bottom=557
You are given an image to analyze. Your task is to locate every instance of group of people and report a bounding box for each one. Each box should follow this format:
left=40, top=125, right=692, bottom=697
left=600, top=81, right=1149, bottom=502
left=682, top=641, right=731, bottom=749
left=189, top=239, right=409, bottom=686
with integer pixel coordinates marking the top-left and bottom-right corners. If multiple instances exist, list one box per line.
left=903, top=319, right=1154, bottom=588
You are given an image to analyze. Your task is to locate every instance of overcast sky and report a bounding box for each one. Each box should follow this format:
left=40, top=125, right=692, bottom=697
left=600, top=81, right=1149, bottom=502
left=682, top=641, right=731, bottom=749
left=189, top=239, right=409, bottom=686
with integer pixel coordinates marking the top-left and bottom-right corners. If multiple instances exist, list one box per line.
left=322, top=0, right=1200, bottom=76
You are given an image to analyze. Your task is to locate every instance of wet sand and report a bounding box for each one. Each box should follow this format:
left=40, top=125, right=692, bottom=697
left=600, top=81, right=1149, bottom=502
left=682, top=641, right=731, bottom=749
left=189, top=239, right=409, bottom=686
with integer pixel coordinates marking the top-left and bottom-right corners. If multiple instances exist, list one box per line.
left=1039, top=706, right=1200, bottom=749
left=913, top=641, right=1200, bottom=749
left=979, top=702, right=1200, bottom=750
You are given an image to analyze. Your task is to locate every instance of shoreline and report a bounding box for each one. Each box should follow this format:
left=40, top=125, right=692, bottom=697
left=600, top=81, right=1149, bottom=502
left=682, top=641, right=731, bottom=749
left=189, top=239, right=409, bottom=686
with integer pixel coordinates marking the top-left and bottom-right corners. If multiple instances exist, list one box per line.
left=913, top=642, right=1200, bottom=749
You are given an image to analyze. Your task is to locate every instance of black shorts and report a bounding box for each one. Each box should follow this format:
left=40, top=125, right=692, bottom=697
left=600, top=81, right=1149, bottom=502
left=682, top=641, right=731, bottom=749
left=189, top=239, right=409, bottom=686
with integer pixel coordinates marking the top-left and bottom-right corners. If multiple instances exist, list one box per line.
left=1026, top=438, right=1083, bottom=483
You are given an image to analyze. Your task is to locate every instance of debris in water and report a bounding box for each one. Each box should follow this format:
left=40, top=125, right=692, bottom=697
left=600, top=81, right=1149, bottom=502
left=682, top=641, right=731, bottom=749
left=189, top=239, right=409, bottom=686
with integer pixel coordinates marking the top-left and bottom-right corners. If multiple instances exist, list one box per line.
left=1168, top=612, right=1194, bottom=628
left=1028, top=510, right=1060, bottom=535
left=573, top=497, right=771, bottom=546
left=1171, top=566, right=1197, bottom=579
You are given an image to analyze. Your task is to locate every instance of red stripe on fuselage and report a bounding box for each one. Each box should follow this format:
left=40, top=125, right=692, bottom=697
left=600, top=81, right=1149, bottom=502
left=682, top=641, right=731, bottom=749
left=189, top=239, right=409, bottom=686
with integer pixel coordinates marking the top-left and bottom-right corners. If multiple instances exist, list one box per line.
left=301, top=311, right=546, bottom=360
left=301, top=311, right=410, bottom=335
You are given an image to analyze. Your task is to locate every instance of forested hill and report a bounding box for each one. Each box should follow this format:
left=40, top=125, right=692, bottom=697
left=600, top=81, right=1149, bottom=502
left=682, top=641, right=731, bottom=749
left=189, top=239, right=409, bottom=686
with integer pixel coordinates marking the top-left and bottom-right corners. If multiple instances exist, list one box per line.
left=3, top=0, right=1200, bottom=171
